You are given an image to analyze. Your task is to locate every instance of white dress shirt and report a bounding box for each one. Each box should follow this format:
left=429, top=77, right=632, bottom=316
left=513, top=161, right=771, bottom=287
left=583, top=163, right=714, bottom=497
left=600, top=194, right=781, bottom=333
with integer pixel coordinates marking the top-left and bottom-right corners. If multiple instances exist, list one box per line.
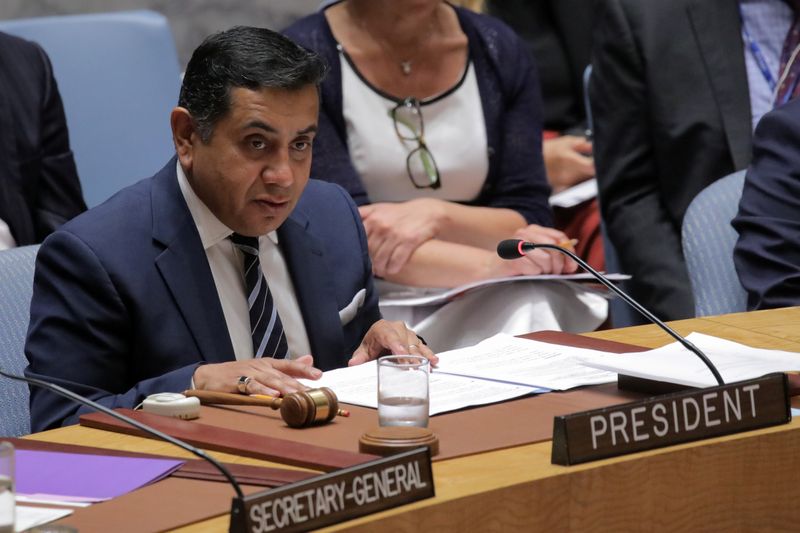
left=176, top=162, right=311, bottom=360
left=0, top=218, right=15, bottom=250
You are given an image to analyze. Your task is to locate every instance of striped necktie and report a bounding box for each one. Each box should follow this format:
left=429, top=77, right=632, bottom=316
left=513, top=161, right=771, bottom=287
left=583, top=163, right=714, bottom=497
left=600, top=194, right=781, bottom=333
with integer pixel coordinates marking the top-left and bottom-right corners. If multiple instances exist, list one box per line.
left=776, top=2, right=800, bottom=105
left=230, top=233, right=288, bottom=359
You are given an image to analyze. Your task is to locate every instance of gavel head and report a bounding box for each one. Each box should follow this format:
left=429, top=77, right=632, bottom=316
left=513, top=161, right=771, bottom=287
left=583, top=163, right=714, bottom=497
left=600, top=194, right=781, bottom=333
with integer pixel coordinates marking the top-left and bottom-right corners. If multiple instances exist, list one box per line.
left=280, top=387, right=339, bottom=428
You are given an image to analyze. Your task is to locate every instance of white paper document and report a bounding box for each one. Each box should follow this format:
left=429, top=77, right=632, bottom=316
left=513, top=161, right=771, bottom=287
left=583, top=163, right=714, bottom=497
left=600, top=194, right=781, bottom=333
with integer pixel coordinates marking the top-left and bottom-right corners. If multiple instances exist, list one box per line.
left=434, top=334, right=618, bottom=390
left=303, top=361, right=539, bottom=416
left=15, top=495, right=91, bottom=507
left=302, top=334, right=617, bottom=415
left=15, top=505, right=73, bottom=532
left=549, top=178, right=598, bottom=208
left=577, top=332, right=800, bottom=387
left=379, top=273, right=629, bottom=307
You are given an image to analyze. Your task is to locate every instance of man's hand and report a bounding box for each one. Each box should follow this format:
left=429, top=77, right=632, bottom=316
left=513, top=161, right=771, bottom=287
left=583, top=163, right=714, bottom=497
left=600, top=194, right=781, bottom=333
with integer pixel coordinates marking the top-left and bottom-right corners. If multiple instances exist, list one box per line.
left=493, top=225, right=579, bottom=276
left=359, top=199, right=445, bottom=277
left=192, top=355, right=322, bottom=396
left=543, top=135, right=595, bottom=193
left=349, top=319, right=438, bottom=367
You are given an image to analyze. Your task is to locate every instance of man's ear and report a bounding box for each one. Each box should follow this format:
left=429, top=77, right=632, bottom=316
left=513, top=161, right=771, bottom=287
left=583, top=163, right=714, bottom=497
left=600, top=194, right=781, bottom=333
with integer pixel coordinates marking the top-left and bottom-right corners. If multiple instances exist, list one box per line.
left=171, top=107, right=197, bottom=171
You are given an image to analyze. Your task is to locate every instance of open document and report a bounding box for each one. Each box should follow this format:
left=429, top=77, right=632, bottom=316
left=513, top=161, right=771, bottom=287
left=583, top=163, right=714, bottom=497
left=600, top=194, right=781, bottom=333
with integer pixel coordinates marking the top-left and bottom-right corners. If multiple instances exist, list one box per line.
left=577, top=332, right=800, bottom=388
left=302, top=334, right=617, bottom=416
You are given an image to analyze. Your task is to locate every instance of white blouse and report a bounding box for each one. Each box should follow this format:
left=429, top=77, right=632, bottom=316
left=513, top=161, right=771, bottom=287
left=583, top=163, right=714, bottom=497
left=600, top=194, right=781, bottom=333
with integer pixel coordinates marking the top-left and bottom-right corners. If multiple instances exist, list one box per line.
left=340, top=47, right=489, bottom=203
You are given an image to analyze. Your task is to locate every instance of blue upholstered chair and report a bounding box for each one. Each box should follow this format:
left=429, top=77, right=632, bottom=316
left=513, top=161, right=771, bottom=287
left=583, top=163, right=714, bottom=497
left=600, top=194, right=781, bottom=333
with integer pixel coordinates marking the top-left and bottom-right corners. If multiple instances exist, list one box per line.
left=0, top=10, right=181, bottom=207
left=682, top=170, right=748, bottom=317
left=0, top=245, right=40, bottom=437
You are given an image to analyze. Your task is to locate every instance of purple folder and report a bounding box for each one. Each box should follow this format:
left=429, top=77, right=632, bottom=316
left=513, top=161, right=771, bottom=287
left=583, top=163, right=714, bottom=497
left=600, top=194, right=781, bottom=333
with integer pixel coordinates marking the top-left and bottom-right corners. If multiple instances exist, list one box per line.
left=16, top=449, right=185, bottom=502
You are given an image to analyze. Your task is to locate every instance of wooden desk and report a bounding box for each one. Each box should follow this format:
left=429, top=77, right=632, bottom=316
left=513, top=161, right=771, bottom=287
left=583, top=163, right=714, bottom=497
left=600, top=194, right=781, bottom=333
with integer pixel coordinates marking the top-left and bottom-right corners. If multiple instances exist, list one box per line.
left=26, top=307, right=800, bottom=532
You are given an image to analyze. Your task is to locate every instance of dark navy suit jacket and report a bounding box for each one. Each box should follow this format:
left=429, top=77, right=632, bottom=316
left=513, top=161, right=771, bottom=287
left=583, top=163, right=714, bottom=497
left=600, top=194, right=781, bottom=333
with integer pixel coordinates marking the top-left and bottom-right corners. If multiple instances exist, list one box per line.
left=25, top=159, right=381, bottom=431
left=733, top=99, right=800, bottom=310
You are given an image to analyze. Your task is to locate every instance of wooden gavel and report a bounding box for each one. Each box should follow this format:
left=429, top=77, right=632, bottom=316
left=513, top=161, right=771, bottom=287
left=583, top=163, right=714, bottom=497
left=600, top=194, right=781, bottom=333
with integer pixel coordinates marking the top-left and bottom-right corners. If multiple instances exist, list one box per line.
left=183, top=387, right=348, bottom=428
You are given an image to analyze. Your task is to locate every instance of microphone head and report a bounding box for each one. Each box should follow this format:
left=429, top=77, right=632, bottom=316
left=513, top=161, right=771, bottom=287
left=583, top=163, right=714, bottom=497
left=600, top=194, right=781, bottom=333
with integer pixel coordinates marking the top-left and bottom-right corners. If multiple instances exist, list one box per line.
left=497, top=239, right=526, bottom=259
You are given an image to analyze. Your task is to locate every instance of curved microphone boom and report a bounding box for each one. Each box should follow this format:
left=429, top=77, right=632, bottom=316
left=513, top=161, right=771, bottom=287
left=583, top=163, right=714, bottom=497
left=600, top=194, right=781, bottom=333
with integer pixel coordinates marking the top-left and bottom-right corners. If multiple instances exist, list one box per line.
left=497, top=239, right=725, bottom=385
left=0, top=367, right=245, bottom=500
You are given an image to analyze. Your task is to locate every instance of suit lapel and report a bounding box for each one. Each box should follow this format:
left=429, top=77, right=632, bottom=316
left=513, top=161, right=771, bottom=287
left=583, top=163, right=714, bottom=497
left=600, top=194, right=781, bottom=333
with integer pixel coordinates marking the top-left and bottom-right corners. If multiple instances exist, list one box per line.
left=278, top=211, right=344, bottom=369
left=151, top=160, right=234, bottom=363
left=687, top=0, right=753, bottom=169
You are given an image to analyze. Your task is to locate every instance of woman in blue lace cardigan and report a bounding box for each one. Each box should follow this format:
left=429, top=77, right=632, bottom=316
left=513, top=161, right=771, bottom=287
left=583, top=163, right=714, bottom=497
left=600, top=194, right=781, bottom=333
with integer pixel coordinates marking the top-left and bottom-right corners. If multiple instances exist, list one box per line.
left=285, top=0, right=579, bottom=289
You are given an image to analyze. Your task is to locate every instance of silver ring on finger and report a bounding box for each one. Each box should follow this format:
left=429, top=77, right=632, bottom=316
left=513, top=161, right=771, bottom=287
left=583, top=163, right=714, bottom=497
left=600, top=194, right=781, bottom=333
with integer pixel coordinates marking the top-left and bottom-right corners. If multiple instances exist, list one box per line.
left=237, top=375, right=252, bottom=394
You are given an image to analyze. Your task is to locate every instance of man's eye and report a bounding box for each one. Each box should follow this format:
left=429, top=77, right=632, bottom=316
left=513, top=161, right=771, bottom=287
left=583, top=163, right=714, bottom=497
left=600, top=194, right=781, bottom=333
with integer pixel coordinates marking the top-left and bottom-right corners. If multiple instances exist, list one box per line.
left=250, top=139, right=266, bottom=150
left=293, top=141, right=310, bottom=151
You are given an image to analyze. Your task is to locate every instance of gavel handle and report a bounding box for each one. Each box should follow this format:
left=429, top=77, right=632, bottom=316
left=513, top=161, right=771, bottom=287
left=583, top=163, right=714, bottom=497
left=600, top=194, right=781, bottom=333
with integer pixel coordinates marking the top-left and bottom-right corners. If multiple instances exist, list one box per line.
left=183, top=389, right=282, bottom=409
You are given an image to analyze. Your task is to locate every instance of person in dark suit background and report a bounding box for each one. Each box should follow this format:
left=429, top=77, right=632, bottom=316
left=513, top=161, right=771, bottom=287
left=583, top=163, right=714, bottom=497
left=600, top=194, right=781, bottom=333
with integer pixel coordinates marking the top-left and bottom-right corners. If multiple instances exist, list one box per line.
left=733, top=98, right=800, bottom=310
left=591, top=0, right=798, bottom=322
left=485, top=0, right=591, bottom=139
left=484, top=0, right=603, bottom=269
left=0, top=31, right=86, bottom=249
left=25, top=26, right=434, bottom=432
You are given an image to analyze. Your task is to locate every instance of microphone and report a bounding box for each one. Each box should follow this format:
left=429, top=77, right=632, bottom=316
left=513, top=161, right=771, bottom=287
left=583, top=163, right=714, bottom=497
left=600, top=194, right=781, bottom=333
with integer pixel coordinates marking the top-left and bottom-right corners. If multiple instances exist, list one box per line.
left=0, top=367, right=245, bottom=503
left=496, top=239, right=725, bottom=385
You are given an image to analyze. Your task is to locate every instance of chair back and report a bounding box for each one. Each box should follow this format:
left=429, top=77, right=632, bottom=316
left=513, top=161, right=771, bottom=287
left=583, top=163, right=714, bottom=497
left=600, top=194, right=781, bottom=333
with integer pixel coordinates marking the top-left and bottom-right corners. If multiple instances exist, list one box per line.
left=0, top=245, right=39, bottom=436
left=682, top=170, right=748, bottom=316
left=0, top=10, right=181, bottom=207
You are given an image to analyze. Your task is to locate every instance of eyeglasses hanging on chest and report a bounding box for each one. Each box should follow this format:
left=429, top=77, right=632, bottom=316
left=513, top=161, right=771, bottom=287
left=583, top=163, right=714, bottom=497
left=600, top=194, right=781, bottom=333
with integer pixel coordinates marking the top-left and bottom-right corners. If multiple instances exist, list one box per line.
left=390, top=97, right=442, bottom=190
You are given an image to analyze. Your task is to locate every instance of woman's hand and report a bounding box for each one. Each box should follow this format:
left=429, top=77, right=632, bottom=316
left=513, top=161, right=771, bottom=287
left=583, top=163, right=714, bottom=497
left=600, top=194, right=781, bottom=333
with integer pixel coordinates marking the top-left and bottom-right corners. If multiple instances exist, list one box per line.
left=493, top=225, right=579, bottom=276
left=359, top=198, right=446, bottom=277
left=543, top=135, right=595, bottom=193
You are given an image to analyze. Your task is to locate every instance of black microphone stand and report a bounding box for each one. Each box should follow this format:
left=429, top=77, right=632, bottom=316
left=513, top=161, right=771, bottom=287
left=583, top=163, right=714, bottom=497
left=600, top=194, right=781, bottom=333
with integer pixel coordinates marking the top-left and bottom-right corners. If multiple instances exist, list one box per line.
left=497, top=240, right=725, bottom=385
left=0, top=368, right=245, bottom=503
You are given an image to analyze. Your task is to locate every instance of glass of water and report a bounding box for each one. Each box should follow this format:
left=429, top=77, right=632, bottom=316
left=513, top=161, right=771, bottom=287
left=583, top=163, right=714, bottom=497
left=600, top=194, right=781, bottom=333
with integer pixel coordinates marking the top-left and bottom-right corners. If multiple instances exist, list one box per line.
left=0, top=441, right=13, bottom=533
left=377, top=355, right=430, bottom=428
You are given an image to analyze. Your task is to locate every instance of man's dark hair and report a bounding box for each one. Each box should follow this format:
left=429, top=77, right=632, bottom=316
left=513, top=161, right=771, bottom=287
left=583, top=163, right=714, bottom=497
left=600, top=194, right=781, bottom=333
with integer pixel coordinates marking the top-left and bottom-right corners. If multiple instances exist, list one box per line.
left=179, top=26, right=327, bottom=141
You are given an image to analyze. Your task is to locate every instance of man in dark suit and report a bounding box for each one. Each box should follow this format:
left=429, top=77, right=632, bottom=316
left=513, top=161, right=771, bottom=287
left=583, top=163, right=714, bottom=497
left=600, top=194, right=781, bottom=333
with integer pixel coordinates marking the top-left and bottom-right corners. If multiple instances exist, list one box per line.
left=733, top=98, right=800, bottom=310
left=0, top=31, right=85, bottom=249
left=25, top=26, right=434, bottom=432
left=591, top=0, right=756, bottom=321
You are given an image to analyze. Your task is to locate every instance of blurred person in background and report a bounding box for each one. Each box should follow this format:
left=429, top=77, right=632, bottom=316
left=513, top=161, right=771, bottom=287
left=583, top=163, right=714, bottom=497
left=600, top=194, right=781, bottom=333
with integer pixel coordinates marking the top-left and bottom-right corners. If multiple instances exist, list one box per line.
left=0, top=31, right=85, bottom=250
left=484, top=0, right=602, bottom=270
left=285, top=0, right=607, bottom=350
left=733, top=98, right=800, bottom=311
left=591, top=0, right=799, bottom=322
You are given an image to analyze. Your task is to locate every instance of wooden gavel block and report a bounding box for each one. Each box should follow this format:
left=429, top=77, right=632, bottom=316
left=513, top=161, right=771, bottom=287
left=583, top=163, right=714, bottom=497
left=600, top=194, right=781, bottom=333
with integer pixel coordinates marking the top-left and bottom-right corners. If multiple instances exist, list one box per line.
left=183, top=387, right=347, bottom=428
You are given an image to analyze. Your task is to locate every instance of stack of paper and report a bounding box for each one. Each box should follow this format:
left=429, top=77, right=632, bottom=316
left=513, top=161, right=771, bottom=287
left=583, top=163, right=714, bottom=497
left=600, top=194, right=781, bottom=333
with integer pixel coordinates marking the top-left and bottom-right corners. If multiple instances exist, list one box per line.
left=577, top=332, right=800, bottom=387
left=304, top=334, right=617, bottom=415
